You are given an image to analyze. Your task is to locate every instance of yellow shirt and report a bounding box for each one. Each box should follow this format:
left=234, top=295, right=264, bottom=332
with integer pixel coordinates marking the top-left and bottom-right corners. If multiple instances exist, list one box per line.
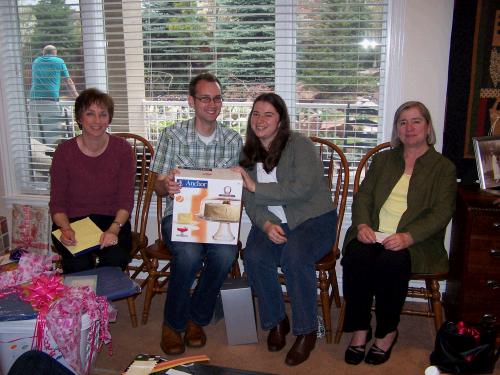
left=378, top=174, right=410, bottom=233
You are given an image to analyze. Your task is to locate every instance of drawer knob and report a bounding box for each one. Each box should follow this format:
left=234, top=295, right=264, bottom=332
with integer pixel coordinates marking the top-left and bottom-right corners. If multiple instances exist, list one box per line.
left=491, top=249, right=500, bottom=257
left=494, top=222, right=500, bottom=229
left=486, top=280, right=500, bottom=289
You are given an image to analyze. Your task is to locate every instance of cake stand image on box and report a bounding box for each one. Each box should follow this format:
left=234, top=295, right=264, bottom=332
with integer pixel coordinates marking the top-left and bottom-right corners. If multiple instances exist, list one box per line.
left=197, top=186, right=241, bottom=241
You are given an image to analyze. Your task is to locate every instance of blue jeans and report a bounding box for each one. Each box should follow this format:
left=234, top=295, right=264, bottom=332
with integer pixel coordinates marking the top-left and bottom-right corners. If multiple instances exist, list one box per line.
left=161, top=215, right=238, bottom=331
left=29, top=100, right=69, bottom=145
left=244, top=210, right=337, bottom=336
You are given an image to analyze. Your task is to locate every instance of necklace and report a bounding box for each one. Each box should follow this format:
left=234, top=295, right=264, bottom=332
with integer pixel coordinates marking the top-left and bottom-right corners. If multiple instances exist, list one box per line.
left=78, top=134, right=109, bottom=157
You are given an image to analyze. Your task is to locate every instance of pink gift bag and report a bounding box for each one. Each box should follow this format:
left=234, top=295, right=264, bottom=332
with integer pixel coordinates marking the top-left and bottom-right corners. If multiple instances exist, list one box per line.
left=11, top=204, right=50, bottom=255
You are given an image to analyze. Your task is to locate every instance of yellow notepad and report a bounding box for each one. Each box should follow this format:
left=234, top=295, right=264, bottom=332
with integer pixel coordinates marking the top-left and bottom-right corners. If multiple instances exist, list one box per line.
left=52, top=217, right=103, bottom=256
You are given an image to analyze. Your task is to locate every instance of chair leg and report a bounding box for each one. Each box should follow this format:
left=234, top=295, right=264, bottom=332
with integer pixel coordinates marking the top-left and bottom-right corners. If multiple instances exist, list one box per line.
left=318, top=270, right=332, bottom=343
left=127, top=295, right=138, bottom=328
left=231, top=258, right=241, bottom=278
left=428, top=278, right=443, bottom=331
left=335, top=300, right=346, bottom=344
left=331, top=267, right=341, bottom=308
left=141, top=275, right=156, bottom=325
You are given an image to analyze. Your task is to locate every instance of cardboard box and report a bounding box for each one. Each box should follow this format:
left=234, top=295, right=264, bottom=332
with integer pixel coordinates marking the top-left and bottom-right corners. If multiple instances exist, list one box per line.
left=172, top=168, right=243, bottom=245
left=220, top=277, right=258, bottom=345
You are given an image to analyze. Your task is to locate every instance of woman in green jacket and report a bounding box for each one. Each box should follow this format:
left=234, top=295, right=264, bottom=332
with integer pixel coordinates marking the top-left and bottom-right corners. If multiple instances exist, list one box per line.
left=342, top=101, right=456, bottom=366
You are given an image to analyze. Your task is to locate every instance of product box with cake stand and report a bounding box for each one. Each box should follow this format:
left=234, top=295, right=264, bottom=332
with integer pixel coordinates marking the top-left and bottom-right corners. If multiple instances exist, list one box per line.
left=172, top=168, right=243, bottom=245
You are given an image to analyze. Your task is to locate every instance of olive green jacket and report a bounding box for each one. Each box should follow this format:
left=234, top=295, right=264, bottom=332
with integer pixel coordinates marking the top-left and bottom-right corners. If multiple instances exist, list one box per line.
left=342, top=146, right=457, bottom=273
left=242, top=132, right=334, bottom=231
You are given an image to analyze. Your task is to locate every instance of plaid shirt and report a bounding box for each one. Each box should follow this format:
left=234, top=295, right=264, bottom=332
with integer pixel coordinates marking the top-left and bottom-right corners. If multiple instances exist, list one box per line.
left=151, top=118, right=243, bottom=215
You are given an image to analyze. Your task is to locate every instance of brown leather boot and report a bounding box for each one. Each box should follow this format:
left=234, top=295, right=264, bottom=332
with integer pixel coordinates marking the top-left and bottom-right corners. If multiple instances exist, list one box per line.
left=160, top=324, right=185, bottom=355
left=184, top=320, right=207, bottom=348
left=285, top=331, right=317, bottom=366
left=267, top=315, right=290, bottom=352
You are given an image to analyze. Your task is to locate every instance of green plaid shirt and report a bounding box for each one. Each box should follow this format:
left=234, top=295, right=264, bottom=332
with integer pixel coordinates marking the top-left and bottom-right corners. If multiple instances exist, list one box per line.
left=151, top=118, right=243, bottom=215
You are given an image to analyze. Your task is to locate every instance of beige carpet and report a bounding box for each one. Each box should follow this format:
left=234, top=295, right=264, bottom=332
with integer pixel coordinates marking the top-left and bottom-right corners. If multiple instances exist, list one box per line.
left=92, top=292, right=500, bottom=375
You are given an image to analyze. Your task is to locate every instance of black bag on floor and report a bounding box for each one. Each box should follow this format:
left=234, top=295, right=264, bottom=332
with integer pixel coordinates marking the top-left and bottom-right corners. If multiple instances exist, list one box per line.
left=429, top=317, right=499, bottom=374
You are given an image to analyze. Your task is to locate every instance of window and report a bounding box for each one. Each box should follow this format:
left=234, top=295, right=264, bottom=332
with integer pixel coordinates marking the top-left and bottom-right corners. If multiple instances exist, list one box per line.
left=0, top=0, right=387, bottom=196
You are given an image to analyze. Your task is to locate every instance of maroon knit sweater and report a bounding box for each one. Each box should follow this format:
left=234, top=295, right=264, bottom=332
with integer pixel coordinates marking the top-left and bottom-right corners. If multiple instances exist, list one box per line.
left=49, top=135, right=135, bottom=219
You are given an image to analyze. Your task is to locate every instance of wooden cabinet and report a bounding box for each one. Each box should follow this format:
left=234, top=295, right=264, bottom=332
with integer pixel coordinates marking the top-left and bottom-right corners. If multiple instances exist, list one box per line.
left=444, top=184, right=500, bottom=326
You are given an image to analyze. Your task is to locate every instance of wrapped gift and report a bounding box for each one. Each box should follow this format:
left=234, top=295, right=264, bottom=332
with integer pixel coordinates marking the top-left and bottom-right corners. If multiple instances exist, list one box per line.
left=0, top=216, right=8, bottom=252
left=11, top=204, right=50, bottom=255
left=0, top=253, right=112, bottom=375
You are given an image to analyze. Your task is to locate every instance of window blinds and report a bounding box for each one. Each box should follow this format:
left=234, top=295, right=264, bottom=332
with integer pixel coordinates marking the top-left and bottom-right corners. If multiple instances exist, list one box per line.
left=0, top=0, right=387, bottom=195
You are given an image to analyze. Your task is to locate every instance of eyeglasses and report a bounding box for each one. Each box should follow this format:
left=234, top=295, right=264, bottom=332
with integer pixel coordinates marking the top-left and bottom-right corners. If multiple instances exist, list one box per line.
left=194, top=95, right=223, bottom=104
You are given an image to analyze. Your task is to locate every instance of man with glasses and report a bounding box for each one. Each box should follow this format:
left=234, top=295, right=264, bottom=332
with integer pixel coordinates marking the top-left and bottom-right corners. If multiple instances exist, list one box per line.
left=151, top=72, right=242, bottom=355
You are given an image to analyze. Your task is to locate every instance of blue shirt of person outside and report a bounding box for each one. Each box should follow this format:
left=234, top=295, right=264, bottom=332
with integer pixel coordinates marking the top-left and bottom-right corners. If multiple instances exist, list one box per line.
left=30, top=54, right=70, bottom=100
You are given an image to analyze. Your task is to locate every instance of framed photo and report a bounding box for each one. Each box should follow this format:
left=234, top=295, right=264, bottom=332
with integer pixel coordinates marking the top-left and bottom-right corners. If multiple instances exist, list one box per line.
left=472, top=136, right=500, bottom=191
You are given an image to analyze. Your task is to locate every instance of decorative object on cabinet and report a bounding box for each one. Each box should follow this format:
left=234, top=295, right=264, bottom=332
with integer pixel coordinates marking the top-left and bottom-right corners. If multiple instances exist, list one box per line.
left=473, top=135, right=500, bottom=193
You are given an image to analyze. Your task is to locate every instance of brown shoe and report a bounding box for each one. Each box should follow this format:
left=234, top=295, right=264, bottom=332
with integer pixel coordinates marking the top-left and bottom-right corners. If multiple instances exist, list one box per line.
left=285, top=331, right=317, bottom=366
left=161, top=324, right=185, bottom=355
left=267, top=315, right=290, bottom=352
left=184, top=320, right=207, bottom=348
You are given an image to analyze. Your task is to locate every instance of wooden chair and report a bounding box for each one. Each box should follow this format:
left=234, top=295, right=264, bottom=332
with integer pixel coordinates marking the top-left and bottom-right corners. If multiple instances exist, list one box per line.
left=114, top=133, right=155, bottom=284
left=114, top=133, right=155, bottom=327
left=140, top=172, right=241, bottom=325
left=334, top=142, right=448, bottom=343
left=287, top=137, right=350, bottom=343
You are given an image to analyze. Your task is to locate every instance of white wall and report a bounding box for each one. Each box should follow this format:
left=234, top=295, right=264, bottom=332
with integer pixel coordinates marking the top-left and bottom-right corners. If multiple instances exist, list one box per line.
left=0, top=0, right=455, bottom=258
left=398, top=0, right=454, bottom=151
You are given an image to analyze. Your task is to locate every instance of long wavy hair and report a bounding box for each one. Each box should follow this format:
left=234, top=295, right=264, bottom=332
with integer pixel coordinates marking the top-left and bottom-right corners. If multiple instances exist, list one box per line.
left=240, top=93, right=291, bottom=172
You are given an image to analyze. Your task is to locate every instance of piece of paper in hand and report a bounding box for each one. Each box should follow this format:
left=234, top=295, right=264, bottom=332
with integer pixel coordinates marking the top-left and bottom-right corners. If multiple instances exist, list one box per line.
left=375, top=231, right=391, bottom=243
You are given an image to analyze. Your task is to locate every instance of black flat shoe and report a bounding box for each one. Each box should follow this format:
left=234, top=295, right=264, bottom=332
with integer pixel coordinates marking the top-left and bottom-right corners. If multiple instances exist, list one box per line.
left=365, top=330, right=398, bottom=365
left=344, top=327, right=372, bottom=365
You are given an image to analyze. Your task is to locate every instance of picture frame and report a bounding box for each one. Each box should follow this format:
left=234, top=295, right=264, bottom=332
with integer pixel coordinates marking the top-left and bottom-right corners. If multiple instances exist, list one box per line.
left=472, top=135, right=500, bottom=192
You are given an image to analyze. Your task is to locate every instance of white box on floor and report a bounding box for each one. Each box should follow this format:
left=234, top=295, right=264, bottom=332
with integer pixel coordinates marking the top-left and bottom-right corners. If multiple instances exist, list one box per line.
left=0, top=313, right=96, bottom=375
left=220, top=277, right=258, bottom=345
left=172, top=168, right=243, bottom=245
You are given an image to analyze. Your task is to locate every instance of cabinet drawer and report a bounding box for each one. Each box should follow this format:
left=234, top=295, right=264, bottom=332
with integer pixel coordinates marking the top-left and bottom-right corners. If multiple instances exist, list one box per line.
left=470, top=213, right=500, bottom=236
left=465, top=239, right=500, bottom=268
left=462, top=274, right=500, bottom=300
left=458, top=299, right=500, bottom=323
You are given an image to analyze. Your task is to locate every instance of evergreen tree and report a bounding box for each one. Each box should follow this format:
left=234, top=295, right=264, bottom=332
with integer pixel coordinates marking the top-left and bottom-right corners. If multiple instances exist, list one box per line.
left=208, top=0, right=275, bottom=99
left=142, top=1, right=211, bottom=98
left=297, top=0, right=385, bottom=102
left=31, top=0, right=80, bottom=59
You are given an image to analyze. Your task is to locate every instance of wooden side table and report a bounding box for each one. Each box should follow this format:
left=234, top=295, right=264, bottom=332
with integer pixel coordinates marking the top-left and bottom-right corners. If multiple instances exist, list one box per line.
left=443, top=184, right=500, bottom=332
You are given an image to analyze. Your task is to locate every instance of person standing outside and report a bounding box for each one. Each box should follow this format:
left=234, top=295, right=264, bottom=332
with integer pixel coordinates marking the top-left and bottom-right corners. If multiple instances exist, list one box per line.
left=151, top=72, right=242, bottom=355
left=29, top=44, right=78, bottom=145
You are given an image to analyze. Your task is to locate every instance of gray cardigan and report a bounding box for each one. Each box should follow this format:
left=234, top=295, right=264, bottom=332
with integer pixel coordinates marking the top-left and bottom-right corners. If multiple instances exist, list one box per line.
left=342, top=146, right=457, bottom=273
left=242, top=132, right=335, bottom=231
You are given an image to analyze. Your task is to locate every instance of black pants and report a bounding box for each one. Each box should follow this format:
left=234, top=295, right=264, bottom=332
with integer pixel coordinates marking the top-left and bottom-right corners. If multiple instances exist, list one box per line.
left=8, top=350, right=74, bottom=375
left=52, top=214, right=132, bottom=274
left=341, top=239, right=411, bottom=338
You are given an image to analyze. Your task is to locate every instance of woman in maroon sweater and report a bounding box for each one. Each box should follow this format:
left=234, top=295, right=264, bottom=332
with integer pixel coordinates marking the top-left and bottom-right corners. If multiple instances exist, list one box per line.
left=49, top=88, right=135, bottom=273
